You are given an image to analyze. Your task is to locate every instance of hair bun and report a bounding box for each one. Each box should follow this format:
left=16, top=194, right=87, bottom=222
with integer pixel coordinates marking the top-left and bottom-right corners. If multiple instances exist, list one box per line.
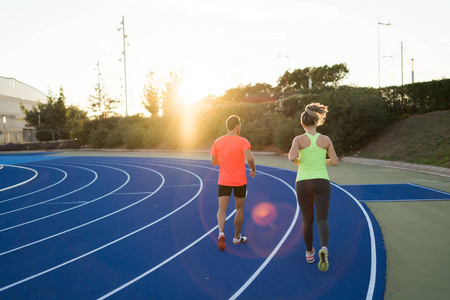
left=301, top=103, right=328, bottom=126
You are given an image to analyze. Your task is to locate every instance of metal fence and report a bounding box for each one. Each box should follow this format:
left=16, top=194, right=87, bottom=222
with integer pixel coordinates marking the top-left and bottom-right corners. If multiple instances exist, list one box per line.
left=0, top=129, right=37, bottom=145
left=0, top=128, right=71, bottom=145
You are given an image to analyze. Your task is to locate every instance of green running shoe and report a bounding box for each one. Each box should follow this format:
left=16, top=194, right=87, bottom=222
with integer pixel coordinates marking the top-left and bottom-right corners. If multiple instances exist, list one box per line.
left=318, top=247, right=329, bottom=272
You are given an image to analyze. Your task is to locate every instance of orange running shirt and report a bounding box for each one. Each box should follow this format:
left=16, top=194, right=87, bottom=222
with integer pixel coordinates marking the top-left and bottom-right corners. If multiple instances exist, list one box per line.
left=210, top=135, right=251, bottom=186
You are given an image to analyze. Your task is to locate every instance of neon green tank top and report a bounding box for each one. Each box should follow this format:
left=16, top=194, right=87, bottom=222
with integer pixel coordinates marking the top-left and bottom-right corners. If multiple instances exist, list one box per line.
left=296, top=133, right=329, bottom=182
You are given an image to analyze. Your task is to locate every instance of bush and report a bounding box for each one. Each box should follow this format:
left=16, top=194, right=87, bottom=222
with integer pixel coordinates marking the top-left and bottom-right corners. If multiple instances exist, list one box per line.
left=104, top=125, right=126, bottom=148
left=382, top=79, right=450, bottom=116
left=143, top=117, right=164, bottom=148
left=123, top=124, right=146, bottom=149
left=78, top=79, right=446, bottom=156
left=244, top=112, right=275, bottom=149
left=88, top=125, right=110, bottom=148
left=319, top=86, right=389, bottom=154
left=275, top=86, right=390, bottom=154
left=272, top=114, right=303, bottom=152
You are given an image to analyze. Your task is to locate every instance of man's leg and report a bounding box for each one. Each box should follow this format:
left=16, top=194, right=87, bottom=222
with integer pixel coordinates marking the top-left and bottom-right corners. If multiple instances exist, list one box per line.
left=234, top=196, right=245, bottom=239
left=217, top=196, right=231, bottom=233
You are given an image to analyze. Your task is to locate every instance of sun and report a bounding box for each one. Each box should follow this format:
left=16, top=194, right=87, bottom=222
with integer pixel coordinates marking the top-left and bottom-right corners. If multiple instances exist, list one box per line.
left=177, top=60, right=233, bottom=105
left=178, top=80, right=203, bottom=104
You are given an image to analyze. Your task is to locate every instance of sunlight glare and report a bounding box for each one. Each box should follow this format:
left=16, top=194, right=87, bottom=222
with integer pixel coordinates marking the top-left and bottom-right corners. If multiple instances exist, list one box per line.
left=252, top=202, right=278, bottom=227
left=178, top=81, right=203, bottom=104
left=180, top=104, right=197, bottom=148
left=177, top=59, right=235, bottom=105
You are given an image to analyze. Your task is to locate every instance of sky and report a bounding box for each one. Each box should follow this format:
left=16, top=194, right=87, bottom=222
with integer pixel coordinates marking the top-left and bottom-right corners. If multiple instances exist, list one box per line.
left=2, top=0, right=449, bottom=115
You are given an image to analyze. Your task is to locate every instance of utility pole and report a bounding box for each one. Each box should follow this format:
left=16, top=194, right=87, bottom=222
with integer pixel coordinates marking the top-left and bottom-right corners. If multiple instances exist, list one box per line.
left=94, top=60, right=103, bottom=117
left=411, top=58, right=415, bottom=83
left=119, top=16, right=128, bottom=116
left=97, top=60, right=101, bottom=106
left=2, top=116, right=6, bottom=144
left=401, top=41, right=404, bottom=86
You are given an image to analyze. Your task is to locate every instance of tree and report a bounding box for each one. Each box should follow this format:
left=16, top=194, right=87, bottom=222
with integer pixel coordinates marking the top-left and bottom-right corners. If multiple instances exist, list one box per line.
left=215, top=83, right=275, bottom=103
left=143, top=70, right=162, bottom=117
left=310, top=63, right=349, bottom=87
left=143, top=69, right=183, bottom=118
left=162, top=70, right=182, bottom=118
left=66, top=105, right=88, bottom=142
left=21, top=87, right=70, bottom=141
left=276, top=63, right=349, bottom=91
left=277, top=68, right=311, bottom=91
left=89, top=83, right=119, bottom=118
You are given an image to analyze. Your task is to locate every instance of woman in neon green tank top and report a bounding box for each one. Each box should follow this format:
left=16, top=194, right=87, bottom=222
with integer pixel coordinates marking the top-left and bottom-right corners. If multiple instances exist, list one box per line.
left=288, top=103, right=338, bottom=272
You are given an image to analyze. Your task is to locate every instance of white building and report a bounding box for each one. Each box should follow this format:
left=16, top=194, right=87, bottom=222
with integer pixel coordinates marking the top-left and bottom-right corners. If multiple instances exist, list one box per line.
left=0, top=76, right=47, bottom=144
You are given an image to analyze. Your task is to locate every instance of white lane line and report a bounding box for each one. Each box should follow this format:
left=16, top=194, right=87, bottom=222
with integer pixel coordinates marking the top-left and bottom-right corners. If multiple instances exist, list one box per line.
left=0, top=165, right=68, bottom=204
left=360, top=198, right=450, bottom=202
left=112, top=192, right=154, bottom=195
left=0, top=165, right=96, bottom=217
left=408, top=183, right=450, bottom=196
left=229, top=170, right=299, bottom=300
left=227, top=165, right=377, bottom=300
left=43, top=202, right=88, bottom=205
left=331, top=182, right=377, bottom=300
left=0, top=164, right=123, bottom=233
left=98, top=211, right=236, bottom=300
left=0, top=163, right=201, bottom=292
left=98, top=163, right=299, bottom=300
left=0, top=165, right=38, bottom=192
left=0, top=164, right=134, bottom=254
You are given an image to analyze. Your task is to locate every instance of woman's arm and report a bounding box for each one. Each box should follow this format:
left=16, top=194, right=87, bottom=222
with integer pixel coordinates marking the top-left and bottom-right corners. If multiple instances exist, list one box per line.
left=288, top=137, right=300, bottom=165
left=325, top=137, right=339, bottom=166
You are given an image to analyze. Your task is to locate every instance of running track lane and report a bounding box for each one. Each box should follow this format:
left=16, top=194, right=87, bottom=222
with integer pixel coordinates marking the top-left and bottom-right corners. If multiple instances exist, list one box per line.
left=0, top=156, right=385, bottom=299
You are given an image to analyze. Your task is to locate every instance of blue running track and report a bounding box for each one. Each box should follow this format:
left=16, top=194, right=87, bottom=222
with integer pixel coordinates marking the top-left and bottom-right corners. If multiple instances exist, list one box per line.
left=1, top=154, right=446, bottom=299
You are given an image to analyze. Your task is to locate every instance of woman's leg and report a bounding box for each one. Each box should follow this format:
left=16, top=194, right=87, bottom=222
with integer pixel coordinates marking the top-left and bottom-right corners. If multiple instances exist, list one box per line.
left=296, top=180, right=315, bottom=252
left=313, top=179, right=331, bottom=248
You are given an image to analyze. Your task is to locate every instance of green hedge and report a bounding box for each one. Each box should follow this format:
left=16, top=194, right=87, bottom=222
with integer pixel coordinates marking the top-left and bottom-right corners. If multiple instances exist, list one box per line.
left=275, top=86, right=390, bottom=154
left=382, top=79, right=450, bottom=116
left=79, top=79, right=447, bottom=155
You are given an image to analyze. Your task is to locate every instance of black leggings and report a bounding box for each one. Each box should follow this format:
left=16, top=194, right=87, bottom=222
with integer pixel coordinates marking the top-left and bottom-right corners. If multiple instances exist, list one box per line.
left=296, top=179, right=330, bottom=251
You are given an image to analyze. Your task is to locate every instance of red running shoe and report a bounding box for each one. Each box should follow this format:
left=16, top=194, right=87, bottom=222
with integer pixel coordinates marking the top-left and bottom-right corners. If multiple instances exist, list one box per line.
left=218, top=234, right=226, bottom=251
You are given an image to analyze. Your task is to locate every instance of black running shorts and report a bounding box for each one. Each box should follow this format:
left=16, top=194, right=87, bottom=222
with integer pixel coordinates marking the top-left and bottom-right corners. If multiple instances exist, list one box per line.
left=218, top=184, right=247, bottom=198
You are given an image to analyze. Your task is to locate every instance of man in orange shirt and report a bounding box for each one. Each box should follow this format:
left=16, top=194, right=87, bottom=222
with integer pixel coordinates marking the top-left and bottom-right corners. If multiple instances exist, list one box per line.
left=210, top=115, right=256, bottom=251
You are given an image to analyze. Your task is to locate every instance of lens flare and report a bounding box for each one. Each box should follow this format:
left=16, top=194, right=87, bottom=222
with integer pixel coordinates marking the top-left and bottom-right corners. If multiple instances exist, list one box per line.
left=252, top=202, right=277, bottom=226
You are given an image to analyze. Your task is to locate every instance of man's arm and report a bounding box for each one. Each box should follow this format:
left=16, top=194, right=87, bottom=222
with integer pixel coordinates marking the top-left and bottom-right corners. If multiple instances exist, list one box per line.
left=211, top=155, right=219, bottom=166
left=244, top=149, right=256, bottom=177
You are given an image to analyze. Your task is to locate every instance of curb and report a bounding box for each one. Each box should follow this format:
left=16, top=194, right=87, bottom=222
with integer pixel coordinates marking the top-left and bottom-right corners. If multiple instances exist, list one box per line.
left=341, top=156, right=450, bottom=177
left=66, top=148, right=280, bottom=156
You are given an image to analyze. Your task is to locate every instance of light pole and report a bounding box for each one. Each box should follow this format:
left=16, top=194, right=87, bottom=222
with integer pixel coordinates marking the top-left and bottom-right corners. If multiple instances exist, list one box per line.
left=37, top=108, right=40, bottom=142
left=118, top=16, right=129, bottom=116
left=401, top=41, right=404, bottom=86
left=3, top=116, right=6, bottom=144
left=378, top=19, right=392, bottom=88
